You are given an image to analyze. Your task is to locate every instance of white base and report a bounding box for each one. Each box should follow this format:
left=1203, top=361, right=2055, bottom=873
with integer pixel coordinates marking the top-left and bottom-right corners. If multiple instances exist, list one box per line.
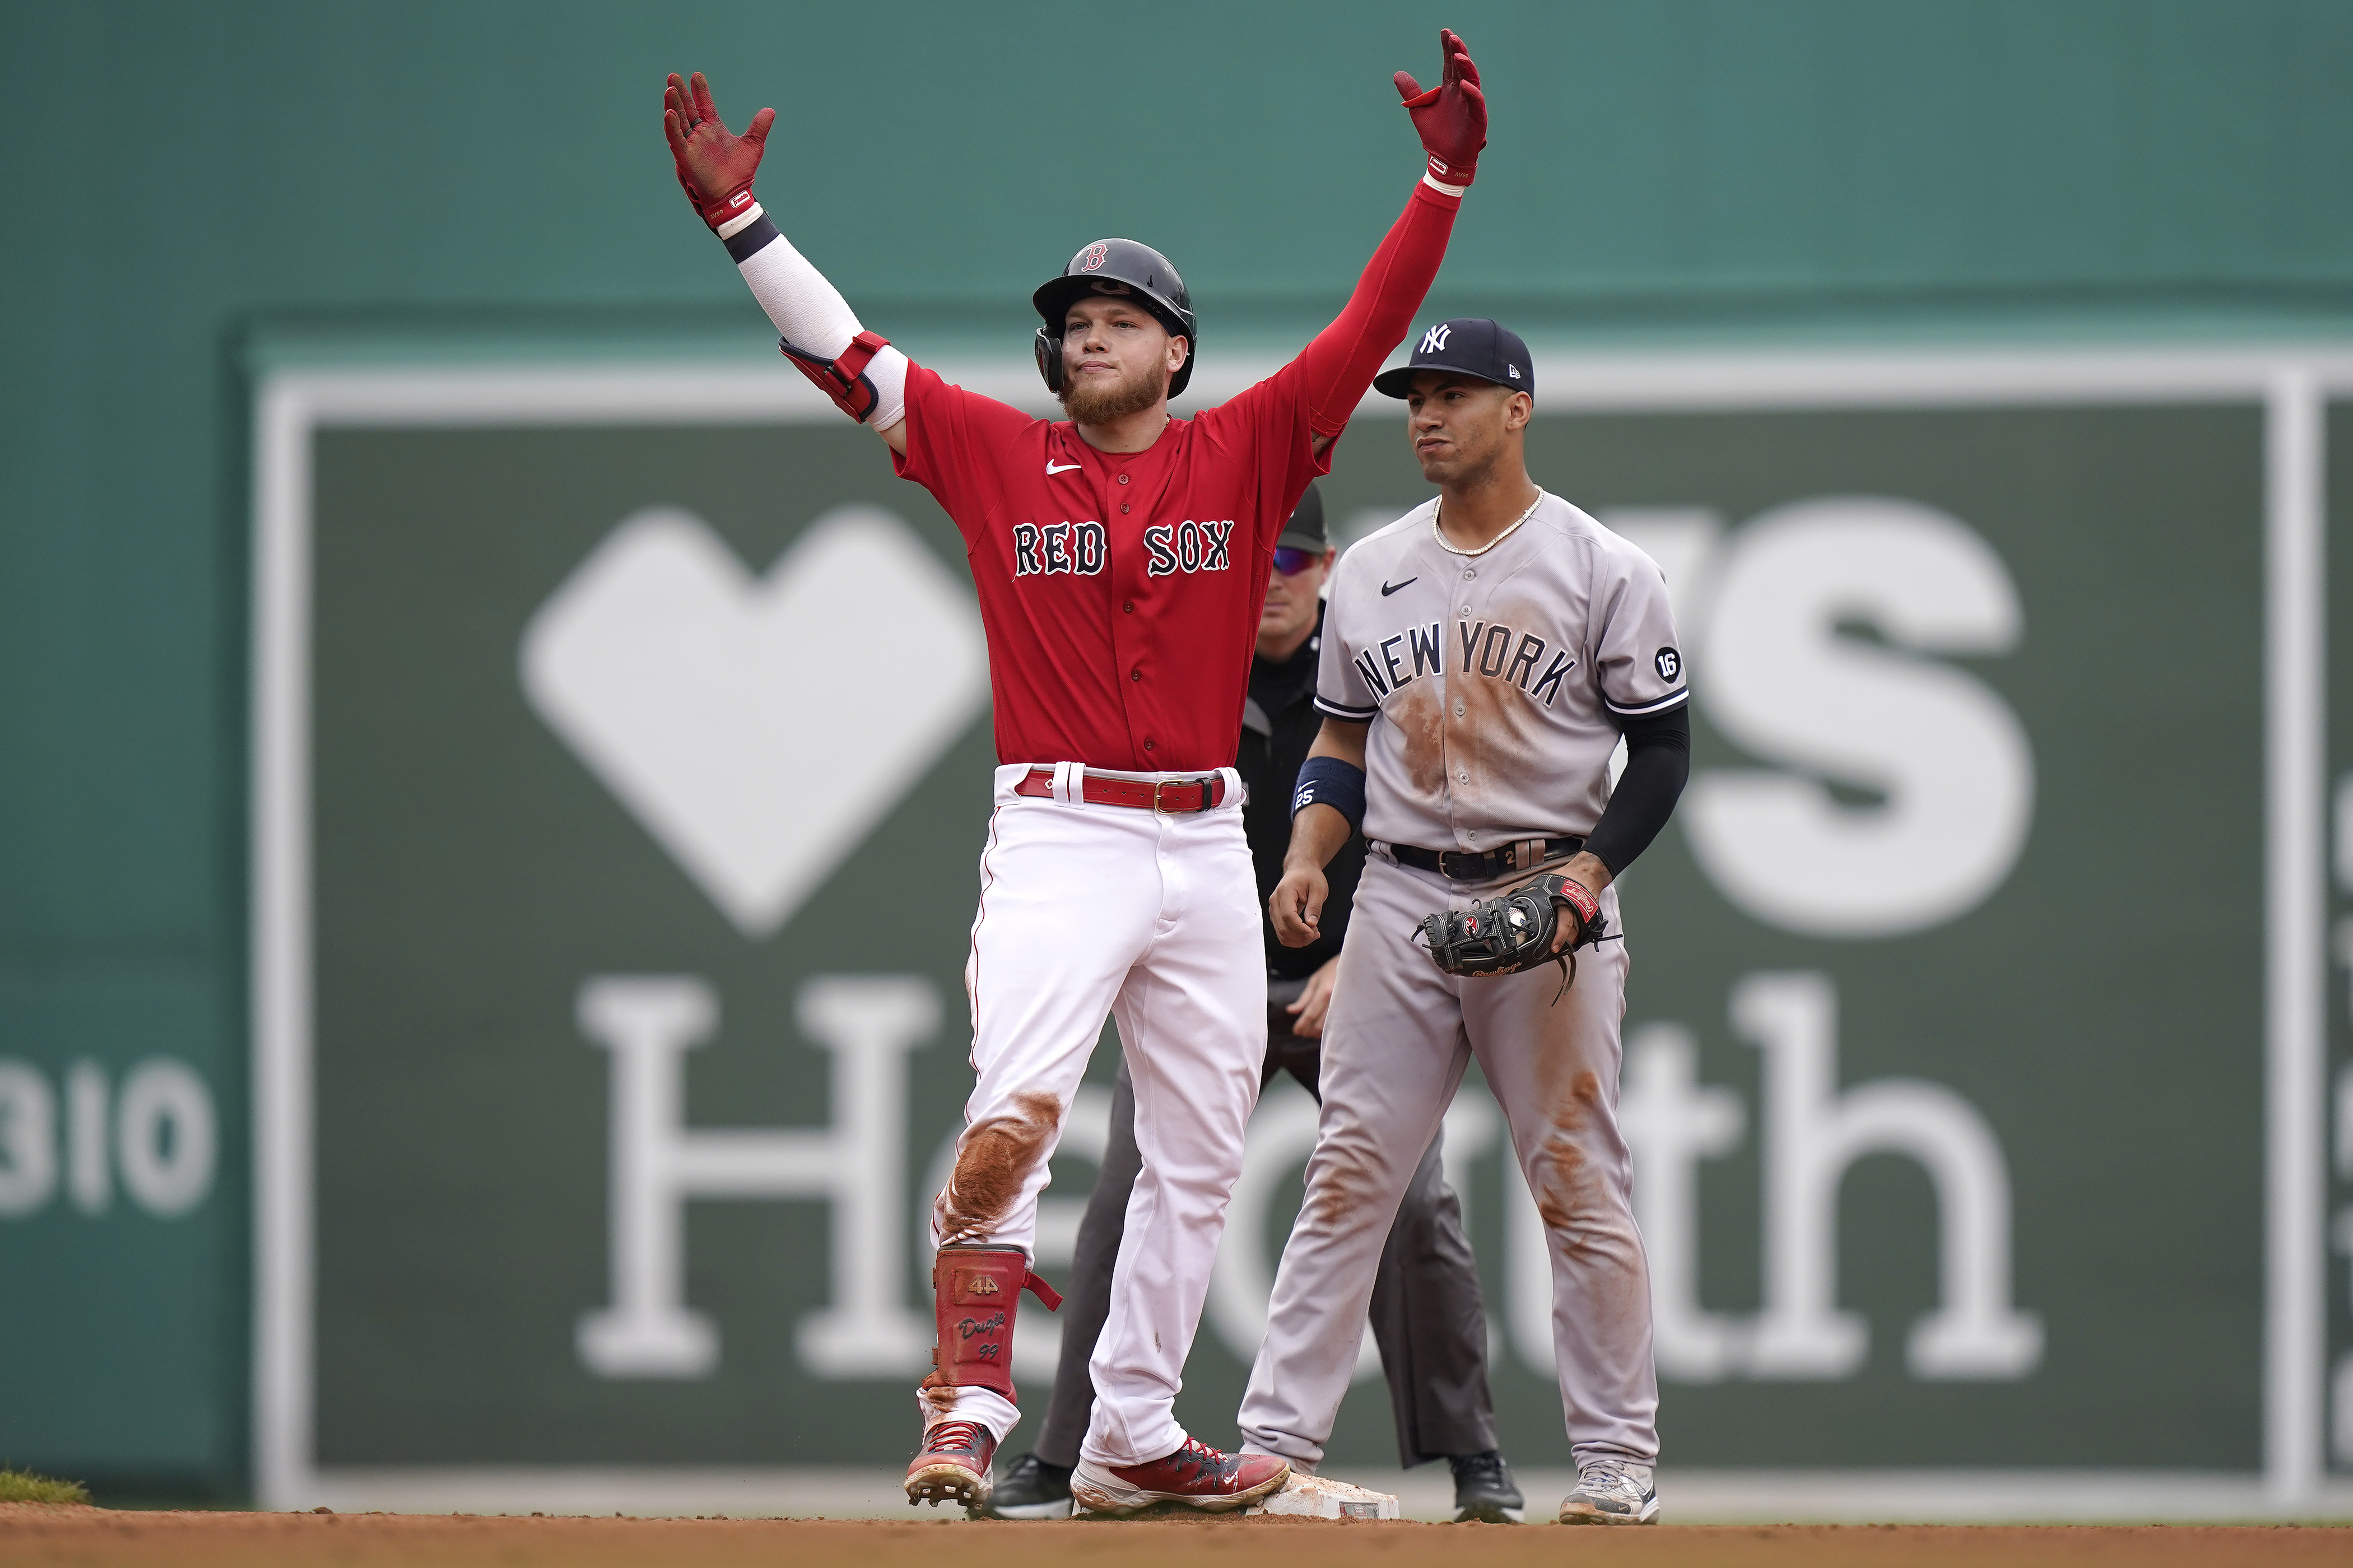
left=1244, top=1472, right=1401, bottom=1520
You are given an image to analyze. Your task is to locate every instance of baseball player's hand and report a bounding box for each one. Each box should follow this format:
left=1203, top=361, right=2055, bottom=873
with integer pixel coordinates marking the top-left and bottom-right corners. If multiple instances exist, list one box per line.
left=663, top=71, right=774, bottom=230
left=1286, top=956, right=1343, bottom=1037
left=1545, top=853, right=1612, bottom=955
left=1270, top=860, right=1330, bottom=947
left=1394, top=28, right=1486, bottom=187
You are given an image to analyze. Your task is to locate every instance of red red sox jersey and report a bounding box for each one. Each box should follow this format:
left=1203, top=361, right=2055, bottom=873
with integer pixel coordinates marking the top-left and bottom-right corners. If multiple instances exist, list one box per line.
left=893, top=361, right=1331, bottom=773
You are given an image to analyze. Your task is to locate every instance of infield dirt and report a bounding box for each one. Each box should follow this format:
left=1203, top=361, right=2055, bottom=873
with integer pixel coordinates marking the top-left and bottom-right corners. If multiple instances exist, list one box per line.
left=1, top=1505, right=2347, bottom=1567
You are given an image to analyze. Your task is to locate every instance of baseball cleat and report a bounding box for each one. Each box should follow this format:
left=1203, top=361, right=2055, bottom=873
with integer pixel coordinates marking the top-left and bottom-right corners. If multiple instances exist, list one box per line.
left=1557, top=1457, right=1659, bottom=1525
left=905, top=1420, right=997, bottom=1510
left=1069, top=1439, right=1289, bottom=1515
left=980, top=1451, right=1075, bottom=1520
left=1447, top=1448, right=1525, bottom=1523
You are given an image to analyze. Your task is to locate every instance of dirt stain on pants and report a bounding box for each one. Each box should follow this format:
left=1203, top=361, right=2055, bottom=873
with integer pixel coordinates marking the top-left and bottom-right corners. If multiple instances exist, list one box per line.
left=934, top=1090, right=1063, bottom=1245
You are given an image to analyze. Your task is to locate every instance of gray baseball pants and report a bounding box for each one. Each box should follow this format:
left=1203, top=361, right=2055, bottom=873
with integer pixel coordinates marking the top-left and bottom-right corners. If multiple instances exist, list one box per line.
left=1237, top=854, right=1659, bottom=1471
left=1032, top=984, right=1501, bottom=1470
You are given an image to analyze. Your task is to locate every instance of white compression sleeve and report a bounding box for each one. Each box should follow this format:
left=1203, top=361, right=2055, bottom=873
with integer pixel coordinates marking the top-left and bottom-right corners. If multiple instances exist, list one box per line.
left=728, top=205, right=908, bottom=431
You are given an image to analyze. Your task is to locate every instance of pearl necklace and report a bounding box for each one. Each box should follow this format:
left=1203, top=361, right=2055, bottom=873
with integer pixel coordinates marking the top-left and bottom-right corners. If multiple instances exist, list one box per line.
left=1431, top=489, right=1546, bottom=557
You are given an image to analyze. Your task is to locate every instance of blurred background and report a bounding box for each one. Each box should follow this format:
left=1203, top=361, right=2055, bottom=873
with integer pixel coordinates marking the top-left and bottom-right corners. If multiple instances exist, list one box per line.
left=5, top=0, right=2353, bottom=1519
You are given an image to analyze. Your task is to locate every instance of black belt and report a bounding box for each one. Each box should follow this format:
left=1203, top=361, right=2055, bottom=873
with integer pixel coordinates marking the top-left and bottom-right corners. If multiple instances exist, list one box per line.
left=1386, top=835, right=1583, bottom=882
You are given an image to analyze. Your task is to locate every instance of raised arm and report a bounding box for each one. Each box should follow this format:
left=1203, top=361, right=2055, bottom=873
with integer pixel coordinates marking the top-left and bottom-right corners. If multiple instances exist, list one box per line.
left=664, top=72, right=913, bottom=455
left=1295, top=29, right=1487, bottom=452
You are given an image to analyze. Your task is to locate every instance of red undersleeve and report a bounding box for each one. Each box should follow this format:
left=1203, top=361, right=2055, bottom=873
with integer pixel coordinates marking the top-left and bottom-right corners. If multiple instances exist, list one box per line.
left=1296, top=180, right=1463, bottom=436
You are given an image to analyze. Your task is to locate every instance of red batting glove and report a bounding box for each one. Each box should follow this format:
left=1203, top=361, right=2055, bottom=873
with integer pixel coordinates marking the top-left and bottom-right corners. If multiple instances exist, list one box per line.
left=1393, top=28, right=1486, bottom=188
left=662, top=71, right=775, bottom=230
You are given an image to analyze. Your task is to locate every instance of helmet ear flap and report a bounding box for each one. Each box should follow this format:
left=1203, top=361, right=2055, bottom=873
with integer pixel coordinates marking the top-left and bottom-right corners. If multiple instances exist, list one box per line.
left=1034, top=327, right=1064, bottom=393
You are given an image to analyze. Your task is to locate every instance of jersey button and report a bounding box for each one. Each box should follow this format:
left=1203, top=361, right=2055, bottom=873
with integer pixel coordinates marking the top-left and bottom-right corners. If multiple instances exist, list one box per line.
left=1117, top=473, right=1131, bottom=485
left=1464, top=568, right=1476, bottom=579
left=1121, top=502, right=1131, bottom=514
left=1131, top=669, right=1142, bottom=682
left=1143, top=738, right=1156, bottom=751
left=1123, top=601, right=1134, bottom=613
left=1457, top=769, right=1468, bottom=783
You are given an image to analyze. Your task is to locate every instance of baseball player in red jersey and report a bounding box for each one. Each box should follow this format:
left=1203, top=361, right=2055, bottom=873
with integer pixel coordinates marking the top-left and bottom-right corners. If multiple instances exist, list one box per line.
left=662, top=30, right=1486, bottom=1516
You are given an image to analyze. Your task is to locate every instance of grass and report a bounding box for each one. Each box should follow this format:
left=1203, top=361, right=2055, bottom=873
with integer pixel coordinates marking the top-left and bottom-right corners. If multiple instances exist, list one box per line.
left=0, top=1468, right=90, bottom=1504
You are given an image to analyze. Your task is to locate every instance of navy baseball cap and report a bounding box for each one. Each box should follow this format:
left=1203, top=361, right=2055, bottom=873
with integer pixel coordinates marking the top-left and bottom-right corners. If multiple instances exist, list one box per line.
left=1373, top=317, right=1534, bottom=399
left=1276, top=482, right=1327, bottom=552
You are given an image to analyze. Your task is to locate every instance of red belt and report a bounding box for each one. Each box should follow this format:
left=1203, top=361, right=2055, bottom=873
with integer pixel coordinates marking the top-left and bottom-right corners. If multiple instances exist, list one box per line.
left=1015, top=767, right=1226, bottom=813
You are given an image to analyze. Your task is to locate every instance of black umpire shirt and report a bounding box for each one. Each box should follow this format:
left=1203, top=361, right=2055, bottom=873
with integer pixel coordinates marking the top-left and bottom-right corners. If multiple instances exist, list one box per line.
left=1237, top=602, right=1366, bottom=982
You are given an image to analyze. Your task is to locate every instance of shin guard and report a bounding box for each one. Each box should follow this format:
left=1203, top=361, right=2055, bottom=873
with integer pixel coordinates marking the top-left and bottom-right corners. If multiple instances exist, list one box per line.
left=927, top=1245, right=1063, bottom=1404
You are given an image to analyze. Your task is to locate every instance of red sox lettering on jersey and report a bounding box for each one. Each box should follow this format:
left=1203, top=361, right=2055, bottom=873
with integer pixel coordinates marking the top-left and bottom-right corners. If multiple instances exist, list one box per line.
left=1007, top=518, right=1236, bottom=579
left=896, top=362, right=1327, bottom=771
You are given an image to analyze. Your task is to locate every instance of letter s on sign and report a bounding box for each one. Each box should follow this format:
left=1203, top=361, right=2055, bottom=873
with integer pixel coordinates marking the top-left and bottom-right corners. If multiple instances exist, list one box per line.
left=1683, top=497, right=2031, bottom=938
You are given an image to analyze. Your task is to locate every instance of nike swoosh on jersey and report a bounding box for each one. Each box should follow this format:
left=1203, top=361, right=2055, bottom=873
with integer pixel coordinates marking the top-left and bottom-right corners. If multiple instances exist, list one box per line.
left=1046, top=460, right=1083, bottom=474
left=1380, top=577, right=1418, bottom=595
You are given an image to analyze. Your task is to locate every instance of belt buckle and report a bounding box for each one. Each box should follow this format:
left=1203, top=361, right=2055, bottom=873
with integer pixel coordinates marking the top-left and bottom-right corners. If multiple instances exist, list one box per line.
left=1154, top=775, right=1214, bottom=815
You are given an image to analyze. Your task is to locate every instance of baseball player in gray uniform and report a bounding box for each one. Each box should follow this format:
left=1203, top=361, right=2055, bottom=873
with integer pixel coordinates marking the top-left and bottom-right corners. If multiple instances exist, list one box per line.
left=1235, top=318, right=1691, bottom=1525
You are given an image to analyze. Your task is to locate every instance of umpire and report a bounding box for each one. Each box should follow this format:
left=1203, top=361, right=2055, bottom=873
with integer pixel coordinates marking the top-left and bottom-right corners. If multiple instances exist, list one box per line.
left=984, top=485, right=1526, bottom=1523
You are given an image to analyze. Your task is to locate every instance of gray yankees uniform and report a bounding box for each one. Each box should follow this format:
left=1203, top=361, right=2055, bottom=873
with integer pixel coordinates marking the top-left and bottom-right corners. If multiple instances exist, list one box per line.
left=1237, top=490, right=1686, bottom=1472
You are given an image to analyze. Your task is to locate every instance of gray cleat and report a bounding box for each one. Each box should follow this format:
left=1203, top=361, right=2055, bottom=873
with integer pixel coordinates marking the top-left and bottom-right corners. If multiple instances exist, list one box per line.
left=980, top=1452, right=1075, bottom=1520
left=1557, top=1457, right=1659, bottom=1525
left=1446, top=1449, right=1524, bottom=1524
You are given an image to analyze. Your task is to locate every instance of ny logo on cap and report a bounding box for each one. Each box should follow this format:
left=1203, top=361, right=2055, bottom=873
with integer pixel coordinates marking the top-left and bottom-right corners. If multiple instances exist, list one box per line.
left=1420, top=323, right=1452, bottom=354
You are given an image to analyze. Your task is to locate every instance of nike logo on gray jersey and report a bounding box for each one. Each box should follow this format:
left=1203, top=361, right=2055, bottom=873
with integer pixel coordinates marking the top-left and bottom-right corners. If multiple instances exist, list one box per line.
left=1380, top=577, right=1418, bottom=595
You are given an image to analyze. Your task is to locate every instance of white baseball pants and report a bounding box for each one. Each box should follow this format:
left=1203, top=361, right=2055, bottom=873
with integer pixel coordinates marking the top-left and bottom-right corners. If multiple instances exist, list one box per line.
left=923, top=763, right=1265, bottom=1468
left=1238, top=853, right=1660, bottom=1469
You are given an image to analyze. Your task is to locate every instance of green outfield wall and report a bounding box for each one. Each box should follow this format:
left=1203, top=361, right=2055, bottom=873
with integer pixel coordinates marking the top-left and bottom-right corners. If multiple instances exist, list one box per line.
left=4, top=1, right=2353, bottom=1504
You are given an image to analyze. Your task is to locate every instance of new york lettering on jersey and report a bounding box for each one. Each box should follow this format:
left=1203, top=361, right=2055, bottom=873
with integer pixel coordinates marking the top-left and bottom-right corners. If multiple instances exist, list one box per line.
left=892, top=360, right=1327, bottom=773
left=1340, top=615, right=1581, bottom=710
left=1315, top=493, right=1686, bottom=851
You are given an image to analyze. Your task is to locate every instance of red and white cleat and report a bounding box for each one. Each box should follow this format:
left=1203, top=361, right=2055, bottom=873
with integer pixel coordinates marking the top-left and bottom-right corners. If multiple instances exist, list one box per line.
left=1069, top=1439, right=1290, bottom=1516
left=905, top=1420, right=997, bottom=1510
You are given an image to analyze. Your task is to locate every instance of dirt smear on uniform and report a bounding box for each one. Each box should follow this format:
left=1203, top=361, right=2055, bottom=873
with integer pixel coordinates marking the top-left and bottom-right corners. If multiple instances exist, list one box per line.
left=1530, top=1070, right=1605, bottom=1253
left=1389, top=681, right=1449, bottom=799
left=934, top=1091, right=1062, bottom=1244
left=1301, top=1141, right=1367, bottom=1235
left=918, top=1370, right=958, bottom=1416
left=1450, top=636, right=1544, bottom=775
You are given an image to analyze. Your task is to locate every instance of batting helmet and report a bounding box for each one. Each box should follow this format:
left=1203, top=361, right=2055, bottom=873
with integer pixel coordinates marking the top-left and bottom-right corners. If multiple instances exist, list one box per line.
left=1033, top=238, right=1197, bottom=399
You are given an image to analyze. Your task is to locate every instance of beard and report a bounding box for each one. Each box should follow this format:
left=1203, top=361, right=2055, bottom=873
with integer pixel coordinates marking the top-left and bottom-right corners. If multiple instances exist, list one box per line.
left=1059, top=357, right=1169, bottom=424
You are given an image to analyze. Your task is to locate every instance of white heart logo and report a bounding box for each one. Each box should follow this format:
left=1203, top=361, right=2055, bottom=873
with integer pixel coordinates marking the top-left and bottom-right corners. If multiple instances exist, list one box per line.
left=520, top=505, right=988, bottom=938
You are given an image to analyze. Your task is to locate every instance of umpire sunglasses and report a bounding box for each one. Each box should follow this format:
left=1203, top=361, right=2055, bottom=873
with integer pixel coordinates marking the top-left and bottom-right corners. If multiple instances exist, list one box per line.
left=1271, top=545, right=1324, bottom=576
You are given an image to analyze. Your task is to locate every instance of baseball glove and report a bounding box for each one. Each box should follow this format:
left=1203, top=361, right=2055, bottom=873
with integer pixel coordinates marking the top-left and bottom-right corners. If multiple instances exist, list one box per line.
left=1416, top=872, right=1609, bottom=1003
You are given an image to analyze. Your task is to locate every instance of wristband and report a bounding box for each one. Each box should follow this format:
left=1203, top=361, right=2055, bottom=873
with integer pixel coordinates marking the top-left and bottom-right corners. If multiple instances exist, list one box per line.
left=696, top=181, right=759, bottom=232
left=1540, top=872, right=1601, bottom=933
left=716, top=201, right=766, bottom=242
left=1292, top=755, right=1367, bottom=833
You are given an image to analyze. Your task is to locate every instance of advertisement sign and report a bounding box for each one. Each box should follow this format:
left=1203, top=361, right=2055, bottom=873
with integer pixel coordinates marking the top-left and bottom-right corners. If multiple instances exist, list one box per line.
left=250, top=352, right=2343, bottom=1506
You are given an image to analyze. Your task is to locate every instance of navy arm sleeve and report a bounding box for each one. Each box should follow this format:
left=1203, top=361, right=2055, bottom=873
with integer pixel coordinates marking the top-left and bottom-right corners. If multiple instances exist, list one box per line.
left=1580, top=705, right=1690, bottom=878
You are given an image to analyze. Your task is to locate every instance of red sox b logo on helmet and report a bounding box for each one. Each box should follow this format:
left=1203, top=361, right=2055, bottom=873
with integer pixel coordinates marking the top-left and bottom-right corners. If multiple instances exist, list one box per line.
left=1079, top=242, right=1110, bottom=272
